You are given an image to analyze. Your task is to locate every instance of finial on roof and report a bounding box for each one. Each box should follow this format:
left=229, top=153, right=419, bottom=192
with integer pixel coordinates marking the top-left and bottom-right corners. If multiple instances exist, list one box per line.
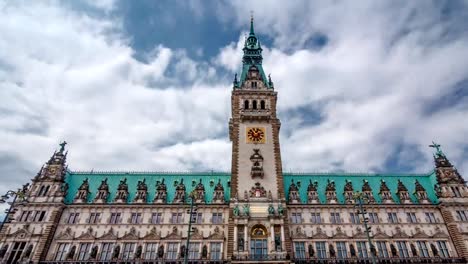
left=250, top=11, right=255, bottom=36
left=429, top=141, right=445, bottom=157
left=59, top=141, right=67, bottom=153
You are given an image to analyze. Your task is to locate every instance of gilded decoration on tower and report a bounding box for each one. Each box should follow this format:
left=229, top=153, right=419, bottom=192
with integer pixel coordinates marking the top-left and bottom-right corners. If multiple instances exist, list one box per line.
left=246, top=127, right=266, bottom=143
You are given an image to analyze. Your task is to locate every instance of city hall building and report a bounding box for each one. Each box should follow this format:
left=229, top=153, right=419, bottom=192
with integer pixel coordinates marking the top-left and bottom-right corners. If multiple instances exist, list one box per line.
left=0, top=19, right=467, bottom=264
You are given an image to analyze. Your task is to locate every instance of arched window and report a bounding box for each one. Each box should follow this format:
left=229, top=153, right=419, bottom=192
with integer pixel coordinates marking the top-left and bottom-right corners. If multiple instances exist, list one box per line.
left=253, top=100, right=257, bottom=109
left=43, top=185, right=50, bottom=196
left=244, top=100, right=249, bottom=109
left=260, top=100, right=265, bottom=110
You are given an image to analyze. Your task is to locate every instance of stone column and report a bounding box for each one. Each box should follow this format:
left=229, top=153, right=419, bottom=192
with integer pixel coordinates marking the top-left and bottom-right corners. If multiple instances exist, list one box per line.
left=234, top=225, right=238, bottom=253
left=244, top=225, right=248, bottom=252
left=270, top=225, right=275, bottom=250
left=280, top=225, right=285, bottom=251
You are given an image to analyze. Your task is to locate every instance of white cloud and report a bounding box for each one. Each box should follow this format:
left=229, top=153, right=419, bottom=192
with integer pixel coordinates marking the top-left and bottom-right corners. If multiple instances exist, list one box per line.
left=218, top=1, right=468, bottom=175
left=0, top=1, right=231, bottom=193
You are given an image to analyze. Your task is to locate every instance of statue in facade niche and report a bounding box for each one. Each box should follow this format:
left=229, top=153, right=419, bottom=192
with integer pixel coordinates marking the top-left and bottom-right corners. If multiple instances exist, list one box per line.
left=243, top=204, right=250, bottom=216
left=268, top=204, right=275, bottom=215
left=233, top=205, right=240, bottom=216
left=277, top=204, right=284, bottom=215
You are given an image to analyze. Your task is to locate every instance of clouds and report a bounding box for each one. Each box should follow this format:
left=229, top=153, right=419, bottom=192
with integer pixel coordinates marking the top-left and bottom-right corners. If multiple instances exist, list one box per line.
left=217, top=0, right=468, bottom=174
left=0, top=0, right=467, bottom=196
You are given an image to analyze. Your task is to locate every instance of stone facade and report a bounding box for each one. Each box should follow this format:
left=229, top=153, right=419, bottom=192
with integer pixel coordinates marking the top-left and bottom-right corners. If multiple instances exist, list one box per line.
left=0, top=19, right=467, bottom=264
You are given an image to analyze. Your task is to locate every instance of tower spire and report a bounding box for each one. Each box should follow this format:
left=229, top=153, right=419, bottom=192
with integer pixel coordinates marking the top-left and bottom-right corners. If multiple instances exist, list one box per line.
left=250, top=12, right=255, bottom=36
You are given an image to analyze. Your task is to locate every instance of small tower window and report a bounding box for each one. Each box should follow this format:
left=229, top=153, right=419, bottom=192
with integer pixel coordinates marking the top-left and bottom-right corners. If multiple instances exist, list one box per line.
left=43, top=185, right=50, bottom=196
left=244, top=100, right=249, bottom=109
left=253, top=100, right=257, bottom=109
left=251, top=82, right=257, bottom=88
left=260, top=100, right=265, bottom=110
left=38, top=186, right=45, bottom=196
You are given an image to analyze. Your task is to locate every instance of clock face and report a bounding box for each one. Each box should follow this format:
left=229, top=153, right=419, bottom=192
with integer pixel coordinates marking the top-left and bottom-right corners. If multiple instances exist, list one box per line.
left=246, top=127, right=266, bottom=144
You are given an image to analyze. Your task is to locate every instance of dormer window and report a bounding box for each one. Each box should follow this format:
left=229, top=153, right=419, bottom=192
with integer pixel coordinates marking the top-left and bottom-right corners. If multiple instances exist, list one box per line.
left=251, top=81, right=257, bottom=88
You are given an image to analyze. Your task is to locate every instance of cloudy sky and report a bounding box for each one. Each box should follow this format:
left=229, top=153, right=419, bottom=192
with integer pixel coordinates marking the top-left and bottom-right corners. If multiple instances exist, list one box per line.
left=1, top=0, right=468, bottom=194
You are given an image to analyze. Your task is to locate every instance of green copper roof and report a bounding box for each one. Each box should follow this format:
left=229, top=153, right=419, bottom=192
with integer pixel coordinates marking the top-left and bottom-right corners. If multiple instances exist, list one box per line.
left=237, top=17, right=271, bottom=89
left=283, top=171, right=439, bottom=204
left=64, top=171, right=231, bottom=205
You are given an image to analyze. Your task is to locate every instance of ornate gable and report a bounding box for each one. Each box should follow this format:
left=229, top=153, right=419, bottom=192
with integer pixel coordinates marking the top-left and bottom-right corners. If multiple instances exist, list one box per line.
left=164, top=226, right=182, bottom=240
left=292, top=227, right=308, bottom=239
left=207, top=227, right=224, bottom=240
left=120, top=227, right=139, bottom=240
left=332, top=227, right=349, bottom=239
left=432, top=227, right=449, bottom=238
left=311, top=227, right=328, bottom=239
left=373, top=227, right=391, bottom=239
left=76, top=227, right=96, bottom=240
left=143, top=227, right=161, bottom=240
left=56, top=227, right=74, bottom=240
left=412, top=227, right=430, bottom=239
left=10, top=227, right=34, bottom=239
left=99, top=228, right=118, bottom=240
left=392, top=227, right=410, bottom=239
left=190, top=228, right=204, bottom=240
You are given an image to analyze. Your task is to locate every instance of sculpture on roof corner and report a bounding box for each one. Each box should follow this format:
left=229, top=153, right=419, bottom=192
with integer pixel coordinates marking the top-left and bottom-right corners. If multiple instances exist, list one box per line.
left=94, top=178, right=109, bottom=203
left=74, top=178, right=90, bottom=203
left=154, top=179, right=167, bottom=203
left=307, top=180, right=319, bottom=204
left=379, top=179, right=394, bottom=203
left=134, top=179, right=148, bottom=203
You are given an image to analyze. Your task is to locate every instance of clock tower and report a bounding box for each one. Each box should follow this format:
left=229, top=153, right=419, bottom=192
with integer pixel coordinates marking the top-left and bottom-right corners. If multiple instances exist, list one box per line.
left=228, top=17, right=290, bottom=261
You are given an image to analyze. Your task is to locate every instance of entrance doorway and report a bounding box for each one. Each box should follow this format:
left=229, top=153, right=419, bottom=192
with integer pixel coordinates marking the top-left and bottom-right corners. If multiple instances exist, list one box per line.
left=250, top=239, right=267, bottom=260
left=250, top=224, right=268, bottom=260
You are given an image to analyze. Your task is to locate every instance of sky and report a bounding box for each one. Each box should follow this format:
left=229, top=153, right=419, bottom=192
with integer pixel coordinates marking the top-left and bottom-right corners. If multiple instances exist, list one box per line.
left=1, top=0, right=468, bottom=195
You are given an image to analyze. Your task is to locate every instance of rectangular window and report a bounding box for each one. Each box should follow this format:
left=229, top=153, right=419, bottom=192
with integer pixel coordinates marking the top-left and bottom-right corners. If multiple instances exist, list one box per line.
left=78, top=243, right=91, bottom=260
left=417, top=241, right=429, bottom=257
left=406, top=212, right=417, bottom=223
left=211, top=213, right=223, bottom=224
left=396, top=241, right=409, bottom=258
left=110, top=212, right=121, bottom=224
left=100, top=243, right=114, bottom=261
left=331, top=212, right=341, bottom=224
left=151, top=212, right=163, bottom=224
left=191, top=212, right=203, bottom=224
left=88, top=212, right=100, bottom=224
left=55, top=243, right=70, bottom=261
left=387, top=212, right=398, bottom=223
left=316, top=241, right=327, bottom=259
left=188, top=242, right=200, bottom=259
left=336, top=242, right=347, bottom=259
left=356, top=241, right=368, bottom=258
left=368, top=212, right=379, bottom=224
left=425, top=212, right=437, bottom=223
left=456, top=210, right=468, bottom=221
left=67, top=213, right=79, bottom=224
left=210, top=242, right=222, bottom=260
left=171, top=213, right=183, bottom=224
left=294, top=242, right=306, bottom=259
left=437, top=241, right=449, bottom=257
left=38, top=211, right=46, bottom=222
left=376, top=241, right=389, bottom=258
left=145, top=243, right=158, bottom=260
left=291, top=212, right=302, bottom=224
left=131, top=213, right=142, bottom=224
left=350, top=212, right=360, bottom=224
left=33, top=211, right=41, bottom=222
left=19, top=211, right=29, bottom=222
left=167, top=242, right=179, bottom=260
left=311, top=212, right=322, bottom=224
left=451, top=186, right=462, bottom=197
left=123, top=243, right=136, bottom=260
